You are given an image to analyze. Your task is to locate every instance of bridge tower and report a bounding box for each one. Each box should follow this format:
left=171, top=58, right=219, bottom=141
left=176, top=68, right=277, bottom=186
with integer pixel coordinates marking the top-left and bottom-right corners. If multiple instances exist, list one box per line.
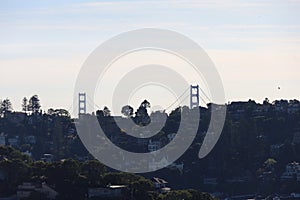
left=78, top=93, right=87, bottom=116
left=190, top=85, right=199, bottom=109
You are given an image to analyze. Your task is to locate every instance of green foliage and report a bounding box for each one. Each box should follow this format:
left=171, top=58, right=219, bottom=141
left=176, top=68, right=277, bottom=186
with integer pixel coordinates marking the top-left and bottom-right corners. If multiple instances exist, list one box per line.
left=131, top=178, right=154, bottom=199
left=103, top=172, right=145, bottom=185
left=0, top=145, right=31, bottom=162
left=157, top=189, right=214, bottom=200
left=0, top=158, right=31, bottom=194
left=81, top=160, right=106, bottom=186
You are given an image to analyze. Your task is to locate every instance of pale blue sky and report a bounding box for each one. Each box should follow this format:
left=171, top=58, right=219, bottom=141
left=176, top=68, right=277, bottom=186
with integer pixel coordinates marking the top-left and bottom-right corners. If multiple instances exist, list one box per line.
left=0, top=0, right=300, bottom=114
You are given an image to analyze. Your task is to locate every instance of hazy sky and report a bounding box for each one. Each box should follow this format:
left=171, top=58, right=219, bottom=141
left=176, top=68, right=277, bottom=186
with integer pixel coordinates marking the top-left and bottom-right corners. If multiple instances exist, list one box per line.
left=0, top=0, right=299, bottom=114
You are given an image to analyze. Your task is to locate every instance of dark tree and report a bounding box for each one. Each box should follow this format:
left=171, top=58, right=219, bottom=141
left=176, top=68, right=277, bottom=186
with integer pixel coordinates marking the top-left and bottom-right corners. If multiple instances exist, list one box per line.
left=135, top=100, right=151, bottom=125
left=81, top=160, right=106, bottom=186
left=0, top=98, right=13, bottom=117
left=22, top=97, right=28, bottom=113
left=141, top=99, right=150, bottom=108
left=96, top=109, right=104, bottom=118
left=103, top=106, right=111, bottom=117
left=121, top=105, right=134, bottom=118
left=28, top=95, right=41, bottom=113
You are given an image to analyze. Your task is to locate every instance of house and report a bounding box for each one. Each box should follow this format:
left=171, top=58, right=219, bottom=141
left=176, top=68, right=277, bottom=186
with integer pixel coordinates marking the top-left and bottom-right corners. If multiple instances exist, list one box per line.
left=148, top=140, right=161, bottom=152
left=88, top=185, right=127, bottom=199
left=7, top=136, right=19, bottom=147
left=24, top=135, right=36, bottom=144
left=41, top=154, right=54, bottom=163
left=281, top=162, right=300, bottom=181
left=152, top=177, right=170, bottom=193
left=17, top=182, right=58, bottom=199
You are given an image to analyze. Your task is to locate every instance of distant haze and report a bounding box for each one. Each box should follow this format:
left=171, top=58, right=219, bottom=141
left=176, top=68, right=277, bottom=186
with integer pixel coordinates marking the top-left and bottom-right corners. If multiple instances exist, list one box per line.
left=0, top=0, right=299, bottom=115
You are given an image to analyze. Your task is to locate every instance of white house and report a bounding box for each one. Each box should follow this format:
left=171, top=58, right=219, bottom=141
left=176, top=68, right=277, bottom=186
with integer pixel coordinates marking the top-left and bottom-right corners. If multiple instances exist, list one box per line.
left=41, top=154, right=54, bottom=163
left=152, top=177, right=170, bottom=193
left=281, top=162, right=300, bottom=181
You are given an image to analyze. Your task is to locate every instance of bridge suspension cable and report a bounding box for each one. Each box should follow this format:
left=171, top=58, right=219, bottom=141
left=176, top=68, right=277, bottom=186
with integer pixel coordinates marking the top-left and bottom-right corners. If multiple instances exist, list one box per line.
left=199, top=87, right=211, bottom=103
left=86, top=95, right=102, bottom=110
left=164, top=86, right=190, bottom=111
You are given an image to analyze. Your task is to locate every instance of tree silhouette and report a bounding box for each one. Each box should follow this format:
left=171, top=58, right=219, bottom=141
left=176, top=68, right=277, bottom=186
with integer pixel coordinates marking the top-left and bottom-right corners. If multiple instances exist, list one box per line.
left=28, top=95, right=41, bottom=113
left=121, top=105, right=134, bottom=118
left=103, top=106, right=111, bottom=117
left=22, top=97, right=28, bottom=113
left=0, top=98, right=13, bottom=117
left=135, top=100, right=151, bottom=125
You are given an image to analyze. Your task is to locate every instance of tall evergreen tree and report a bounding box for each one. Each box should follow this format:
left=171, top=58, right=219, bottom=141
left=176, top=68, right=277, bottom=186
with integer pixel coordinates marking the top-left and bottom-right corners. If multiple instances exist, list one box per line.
left=28, top=95, right=41, bottom=113
left=0, top=98, right=13, bottom=117
left=22, top=97, right=28, bottom=113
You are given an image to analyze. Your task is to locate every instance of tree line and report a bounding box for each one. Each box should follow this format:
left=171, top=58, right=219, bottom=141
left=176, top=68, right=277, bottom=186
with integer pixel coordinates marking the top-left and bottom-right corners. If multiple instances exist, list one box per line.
left=0, top=95, right=41, bottom=117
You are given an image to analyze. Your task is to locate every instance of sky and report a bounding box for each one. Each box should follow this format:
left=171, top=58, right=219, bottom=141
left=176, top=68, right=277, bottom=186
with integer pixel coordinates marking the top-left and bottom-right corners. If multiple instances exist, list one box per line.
left=0, top=0, right=300, bottom=115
